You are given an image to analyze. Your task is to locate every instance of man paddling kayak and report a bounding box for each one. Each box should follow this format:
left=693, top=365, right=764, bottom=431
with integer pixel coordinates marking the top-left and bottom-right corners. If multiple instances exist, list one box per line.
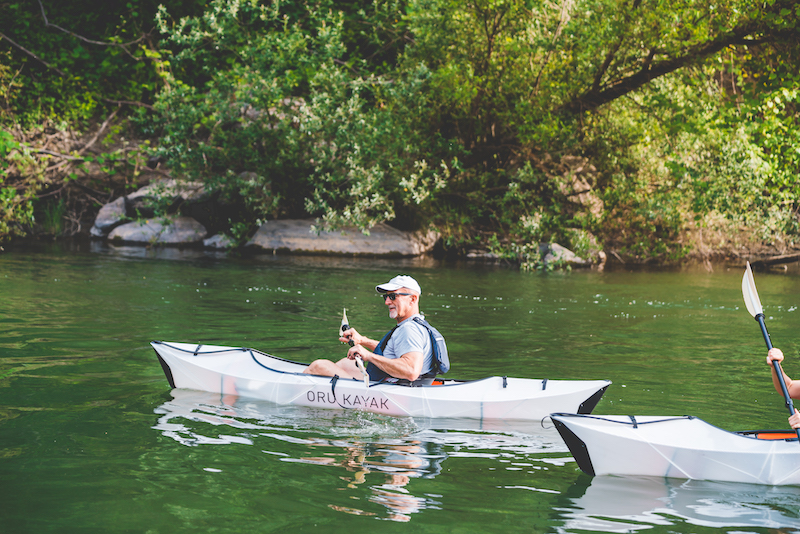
left=304, top=275, right=449, bottom=383
left=766, top=348, right=800, bottom=429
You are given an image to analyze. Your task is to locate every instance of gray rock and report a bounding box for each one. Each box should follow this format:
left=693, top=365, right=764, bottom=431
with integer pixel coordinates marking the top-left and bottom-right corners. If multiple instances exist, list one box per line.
left=92, top=179, right=208, bottom=236
left=108, top=216, right=207, bottom=245
left=541, top=242, right=589, bottom=266
left=90, top=197, right=128, bottom=237
left=246, top=219, right=438, bottom=257
left=127, top=179, right=206, bottom=203
left=126, top=179, right=207, bottom=218
left=466, top=250, right=499, bottom=260
left=204, top=234, right=234, bottom=249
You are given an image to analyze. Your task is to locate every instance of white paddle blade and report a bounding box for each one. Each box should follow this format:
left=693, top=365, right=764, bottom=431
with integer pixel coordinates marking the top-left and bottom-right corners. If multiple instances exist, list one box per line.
left=341, top=307, right=349, bottom=333
left=742, top=262, right=763, bottom=317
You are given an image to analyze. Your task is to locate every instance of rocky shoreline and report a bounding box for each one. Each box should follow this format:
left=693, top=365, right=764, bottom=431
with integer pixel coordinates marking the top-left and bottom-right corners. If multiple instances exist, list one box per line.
left=9, top=170, right=800, bottom=269
left=81, top=178, right=598, bottom=267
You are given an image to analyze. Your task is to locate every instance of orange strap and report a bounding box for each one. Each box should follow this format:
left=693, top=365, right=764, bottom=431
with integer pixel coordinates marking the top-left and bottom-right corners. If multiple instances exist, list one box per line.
left=754, top=431, right=796, bottom=440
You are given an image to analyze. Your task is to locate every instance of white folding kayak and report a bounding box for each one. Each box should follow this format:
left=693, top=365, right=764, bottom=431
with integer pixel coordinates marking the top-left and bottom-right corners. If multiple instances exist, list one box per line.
left=151, top=341, right=610, bottom=421
left=550, top=413, right=800, bottom=485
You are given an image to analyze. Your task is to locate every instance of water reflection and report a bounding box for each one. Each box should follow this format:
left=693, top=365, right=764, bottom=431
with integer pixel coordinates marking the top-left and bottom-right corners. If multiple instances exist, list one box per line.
left=153, top=389, right=565, bottom=522
left=557, top=474, right=800, bottom=533
left=291, top=438, right=444, bottom=521
left=92, top=240, right=440, bottom=269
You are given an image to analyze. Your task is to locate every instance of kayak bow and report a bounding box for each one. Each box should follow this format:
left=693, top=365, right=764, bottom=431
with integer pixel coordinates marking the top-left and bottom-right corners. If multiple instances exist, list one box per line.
left=550, top=413, right=800, bottom=485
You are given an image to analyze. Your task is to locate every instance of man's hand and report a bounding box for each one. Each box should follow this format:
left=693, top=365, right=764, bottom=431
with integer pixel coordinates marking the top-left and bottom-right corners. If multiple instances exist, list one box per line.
left=340, top=329, right=379, bottom=352
left=767, top=347, right=784, bottom=365
left=347, top=344, right=370, bottom=361
left=340, top=327, right=360, bottom=346
left=767, top=347, right=800, bottom=401
left=790, top=409, right=800, bottom=430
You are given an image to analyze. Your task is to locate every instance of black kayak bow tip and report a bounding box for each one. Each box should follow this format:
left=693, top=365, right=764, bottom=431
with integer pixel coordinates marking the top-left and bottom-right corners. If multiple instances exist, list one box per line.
left=551, top=415, right=595, bottom=476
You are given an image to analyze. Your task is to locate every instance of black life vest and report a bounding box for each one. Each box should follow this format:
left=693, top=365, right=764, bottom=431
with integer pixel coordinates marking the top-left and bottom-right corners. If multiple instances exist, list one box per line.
left=368, top=316, right=450, bottom=382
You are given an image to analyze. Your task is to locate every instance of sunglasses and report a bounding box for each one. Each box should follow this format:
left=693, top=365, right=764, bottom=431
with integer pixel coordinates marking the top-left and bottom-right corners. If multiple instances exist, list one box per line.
left=380, top=292, right=413, bottom=301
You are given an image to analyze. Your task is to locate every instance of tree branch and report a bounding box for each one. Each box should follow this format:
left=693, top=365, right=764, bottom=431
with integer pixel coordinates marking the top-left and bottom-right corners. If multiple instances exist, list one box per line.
left=0, top=31, right=65, bottom=76
left=36, top=183, right=68, bottom=198
left=102, top=98, right=155, bottom=110
left=564, top=21, right=764, bottom=114
left=26, top=107, right=121, bottom=175
left=532, top=0, right=573, bottom=96
left=77, top=106, right=120, bottom=156
left=591, top=38, right=623, bottom=93
left=21, top=146, right=83, bottom=160
left=37, top=0, right=147, bottom=60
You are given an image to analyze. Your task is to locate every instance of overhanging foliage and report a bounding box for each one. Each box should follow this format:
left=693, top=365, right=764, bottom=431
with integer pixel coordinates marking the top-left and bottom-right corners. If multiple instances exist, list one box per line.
left=1, top=0, right=799, bottom=261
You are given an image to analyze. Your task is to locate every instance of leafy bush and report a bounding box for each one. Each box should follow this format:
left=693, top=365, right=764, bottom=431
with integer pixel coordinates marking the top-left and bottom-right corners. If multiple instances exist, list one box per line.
left=150, top=1, right=453, bottom=235
left=584, top=61, right=800, bottom=258
left=3, top=0, right=799, bottom=263
left=0, top=128, right=45, bottom=239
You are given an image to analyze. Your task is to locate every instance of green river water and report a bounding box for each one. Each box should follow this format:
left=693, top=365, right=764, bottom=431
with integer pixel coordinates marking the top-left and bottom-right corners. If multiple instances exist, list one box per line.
left=1, top=241, right=799, bottom=533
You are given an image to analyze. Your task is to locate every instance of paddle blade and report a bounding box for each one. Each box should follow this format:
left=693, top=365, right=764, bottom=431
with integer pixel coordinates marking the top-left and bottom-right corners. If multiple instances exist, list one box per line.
left=341, top=308, right=354, bottom=346
left=742, top=262, right=763, bottom=317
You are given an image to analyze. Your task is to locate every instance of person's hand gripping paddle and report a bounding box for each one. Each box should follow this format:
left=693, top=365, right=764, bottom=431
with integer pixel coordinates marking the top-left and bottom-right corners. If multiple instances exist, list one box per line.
left=341, top=308, right=368, bottom=387
left=742, top=262, right=800, bottom=441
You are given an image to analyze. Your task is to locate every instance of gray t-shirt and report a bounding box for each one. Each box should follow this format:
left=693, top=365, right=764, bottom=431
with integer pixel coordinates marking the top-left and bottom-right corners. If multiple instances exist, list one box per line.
left=382, top=314, right=434, bottom=377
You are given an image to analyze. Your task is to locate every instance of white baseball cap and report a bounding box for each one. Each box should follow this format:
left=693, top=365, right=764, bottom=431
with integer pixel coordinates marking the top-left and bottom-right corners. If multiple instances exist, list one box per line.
left=376, top=275, right=421, bottom=295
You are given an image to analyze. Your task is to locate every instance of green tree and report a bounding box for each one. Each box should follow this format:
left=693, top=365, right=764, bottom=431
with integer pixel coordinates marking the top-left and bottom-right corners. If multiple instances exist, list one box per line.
left=151, top=0, right=453, bottom=234
left=0, top=0, right=205, bottom=241
left=399, top=0, right=800, bottom=257
left=2, top=0, right=798, bottom=260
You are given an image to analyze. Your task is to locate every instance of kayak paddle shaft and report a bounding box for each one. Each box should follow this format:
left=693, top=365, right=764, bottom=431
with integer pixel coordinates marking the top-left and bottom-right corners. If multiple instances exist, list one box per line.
left=341, top=308, right=367, bottom=386
left=756, top=313, right=800, bottom=441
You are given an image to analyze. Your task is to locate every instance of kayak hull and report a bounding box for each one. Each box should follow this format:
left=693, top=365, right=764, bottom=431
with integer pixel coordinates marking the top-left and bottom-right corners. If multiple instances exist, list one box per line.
left=151, top=341, right=610, bottom=421
left=550, top=413, right=800, bottom=485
